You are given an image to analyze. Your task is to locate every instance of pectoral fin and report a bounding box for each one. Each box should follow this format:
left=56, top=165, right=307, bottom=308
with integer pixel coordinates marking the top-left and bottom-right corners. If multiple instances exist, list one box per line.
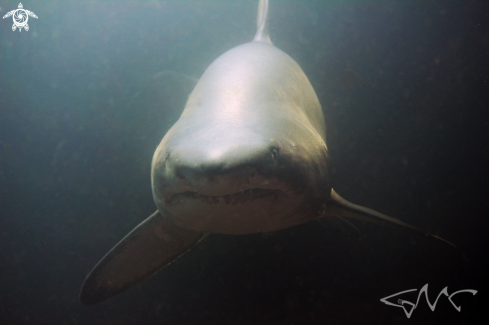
left=325, top=189, right=456, bottom=248
left=80, top=211, right=205, bottom=305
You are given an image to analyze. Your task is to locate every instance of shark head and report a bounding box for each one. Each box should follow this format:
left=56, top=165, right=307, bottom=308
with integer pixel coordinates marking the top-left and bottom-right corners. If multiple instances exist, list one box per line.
left=151, top=43, right=331, bottom=234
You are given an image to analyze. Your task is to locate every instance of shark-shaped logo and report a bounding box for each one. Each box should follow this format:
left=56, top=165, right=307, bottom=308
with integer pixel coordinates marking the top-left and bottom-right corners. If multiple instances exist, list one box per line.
left=380, top=284, right=477, bottom=318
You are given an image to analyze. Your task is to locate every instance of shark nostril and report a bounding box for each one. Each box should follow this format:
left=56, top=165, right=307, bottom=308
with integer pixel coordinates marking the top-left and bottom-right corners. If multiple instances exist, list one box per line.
left=177, top=172, right=186, bottom=180
left=165, top=152, right=171, bottom=161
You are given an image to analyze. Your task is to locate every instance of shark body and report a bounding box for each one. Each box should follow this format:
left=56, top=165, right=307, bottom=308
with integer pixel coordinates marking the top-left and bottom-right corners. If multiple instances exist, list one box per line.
left=80, top=0, right=453, bottom=305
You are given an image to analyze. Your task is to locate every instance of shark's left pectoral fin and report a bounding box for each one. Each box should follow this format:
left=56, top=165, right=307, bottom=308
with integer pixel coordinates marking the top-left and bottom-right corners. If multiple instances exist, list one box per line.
left=324, top=189, right=457, bottom=248
left=80, top=211, right=205, bottom=305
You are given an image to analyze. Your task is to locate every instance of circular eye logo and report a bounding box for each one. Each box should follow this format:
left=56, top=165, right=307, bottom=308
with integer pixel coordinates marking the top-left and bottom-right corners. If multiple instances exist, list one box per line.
left=2, top=3, right=38, bottom=32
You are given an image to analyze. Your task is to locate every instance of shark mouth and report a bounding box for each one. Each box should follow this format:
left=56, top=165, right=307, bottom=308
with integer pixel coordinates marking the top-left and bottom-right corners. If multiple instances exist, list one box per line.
left=168, top=188, right=284, bottom=205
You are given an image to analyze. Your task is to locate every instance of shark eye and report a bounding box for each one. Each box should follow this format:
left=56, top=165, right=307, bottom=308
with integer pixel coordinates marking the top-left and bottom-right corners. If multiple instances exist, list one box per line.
left=270, top=147, right=279, bottom=161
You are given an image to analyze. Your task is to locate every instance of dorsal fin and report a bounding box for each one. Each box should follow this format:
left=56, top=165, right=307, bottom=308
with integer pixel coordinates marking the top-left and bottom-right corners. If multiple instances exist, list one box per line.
left=253, top=0, right=272, bottom=44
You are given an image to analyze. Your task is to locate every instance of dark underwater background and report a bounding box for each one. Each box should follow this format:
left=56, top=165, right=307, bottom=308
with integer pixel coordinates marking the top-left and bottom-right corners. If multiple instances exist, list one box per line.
left=1, top=1, right=488, bottom=324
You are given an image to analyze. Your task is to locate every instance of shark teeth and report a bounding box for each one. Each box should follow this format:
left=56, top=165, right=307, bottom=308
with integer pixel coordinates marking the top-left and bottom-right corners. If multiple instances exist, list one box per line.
left=179, top=188, right=279, bottom=205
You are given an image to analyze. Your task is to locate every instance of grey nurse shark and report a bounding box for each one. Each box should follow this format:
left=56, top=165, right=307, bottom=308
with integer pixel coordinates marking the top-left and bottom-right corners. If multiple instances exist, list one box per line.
left=80, top=0, right=455, bottom=305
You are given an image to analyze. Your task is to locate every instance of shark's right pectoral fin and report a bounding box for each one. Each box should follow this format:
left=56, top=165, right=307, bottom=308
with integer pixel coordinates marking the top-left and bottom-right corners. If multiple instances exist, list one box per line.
left=80, top=211, right=205, bottom=305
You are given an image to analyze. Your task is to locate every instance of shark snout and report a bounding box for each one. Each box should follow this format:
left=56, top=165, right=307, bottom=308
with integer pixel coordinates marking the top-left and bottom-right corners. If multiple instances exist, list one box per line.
left=152, top=134, right=285, bottom=204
